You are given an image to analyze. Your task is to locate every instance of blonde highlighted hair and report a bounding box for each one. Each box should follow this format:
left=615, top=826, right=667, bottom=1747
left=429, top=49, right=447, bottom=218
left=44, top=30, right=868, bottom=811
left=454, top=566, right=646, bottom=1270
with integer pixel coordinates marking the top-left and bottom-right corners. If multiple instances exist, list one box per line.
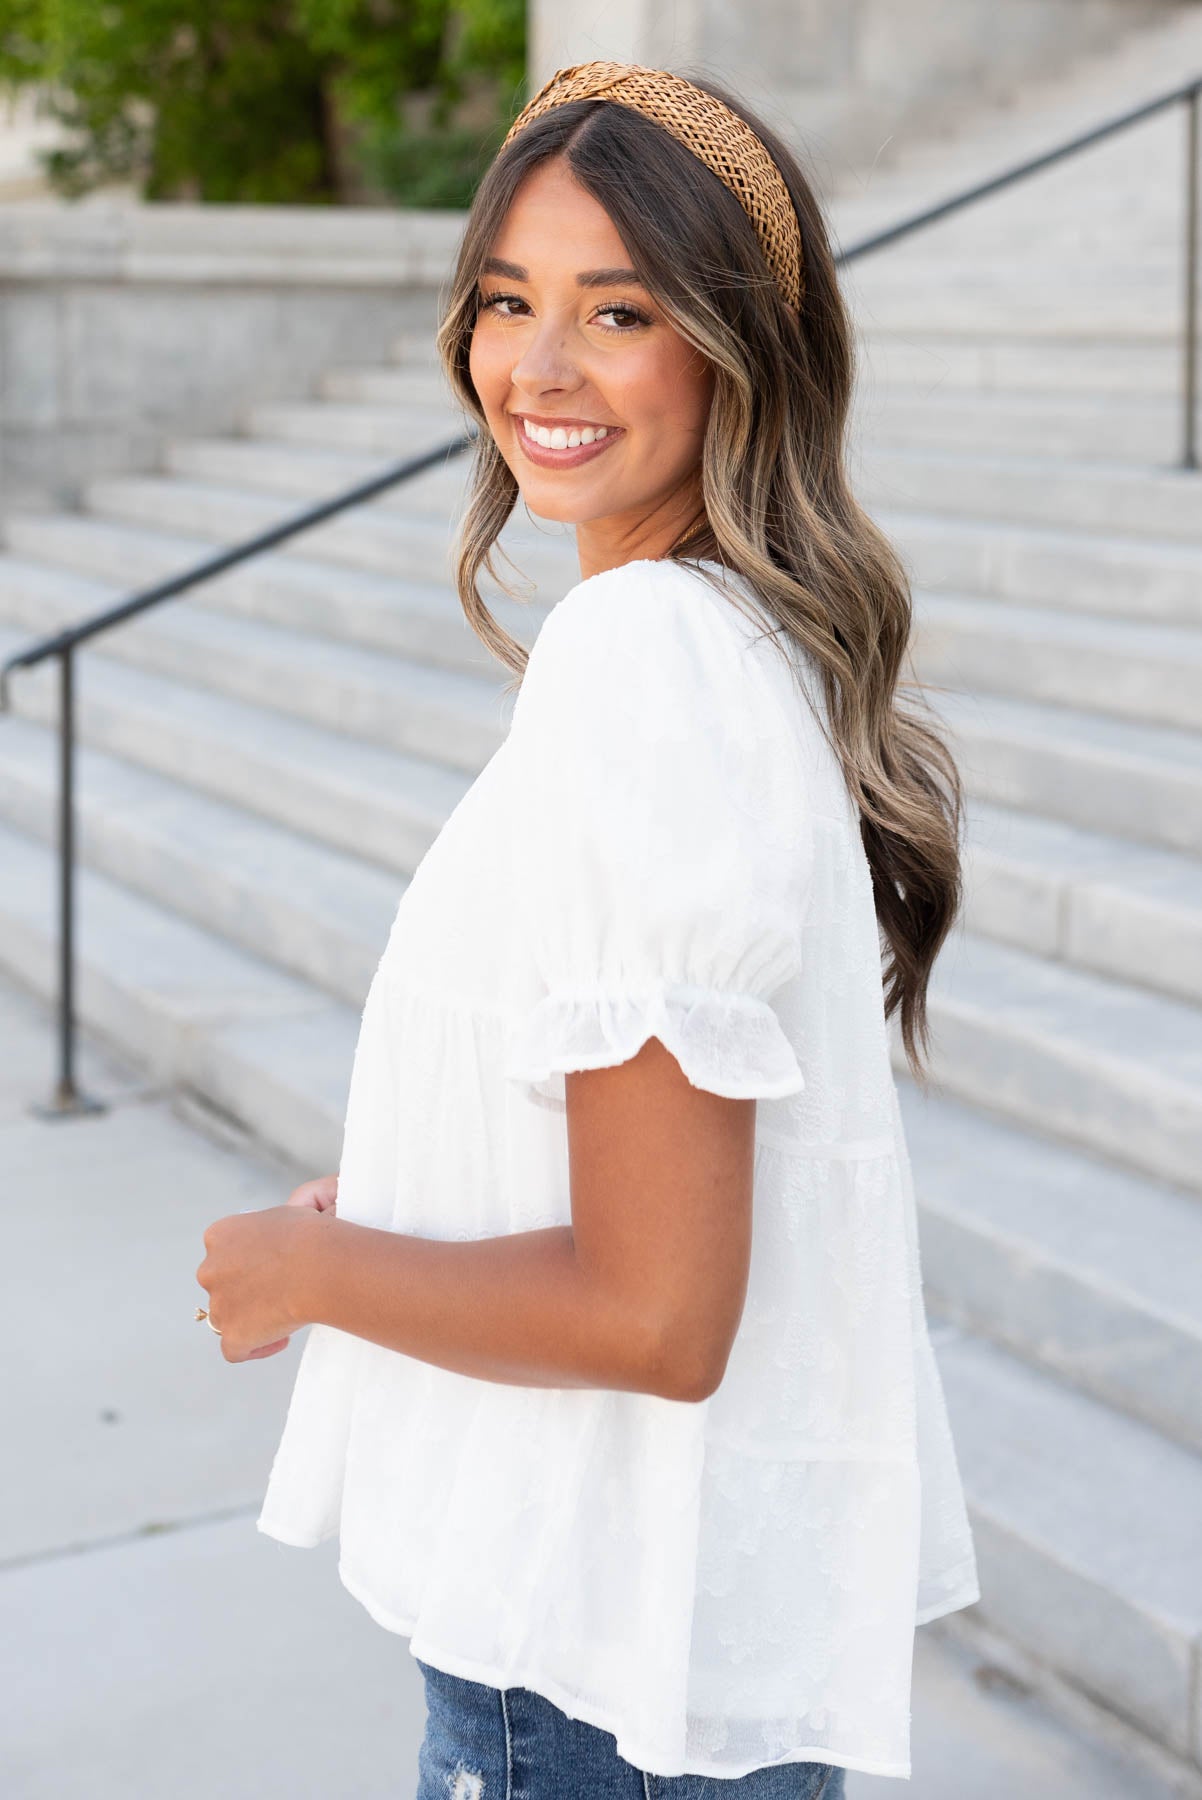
left=435, top=72, right=965, bottom=1082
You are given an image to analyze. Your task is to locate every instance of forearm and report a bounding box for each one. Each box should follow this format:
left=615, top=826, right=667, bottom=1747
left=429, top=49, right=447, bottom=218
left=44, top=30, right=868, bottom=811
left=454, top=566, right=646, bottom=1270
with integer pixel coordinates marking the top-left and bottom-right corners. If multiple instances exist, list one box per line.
left=293, top=1215, right=679, bottom=1398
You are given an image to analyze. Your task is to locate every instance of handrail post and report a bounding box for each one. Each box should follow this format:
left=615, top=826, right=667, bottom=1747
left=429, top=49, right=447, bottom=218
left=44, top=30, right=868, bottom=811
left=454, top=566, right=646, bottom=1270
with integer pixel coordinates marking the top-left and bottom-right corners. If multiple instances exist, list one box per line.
left=33, top=647, right=105, bottom=1119
left=1184, top=82, right=1200, bottom=471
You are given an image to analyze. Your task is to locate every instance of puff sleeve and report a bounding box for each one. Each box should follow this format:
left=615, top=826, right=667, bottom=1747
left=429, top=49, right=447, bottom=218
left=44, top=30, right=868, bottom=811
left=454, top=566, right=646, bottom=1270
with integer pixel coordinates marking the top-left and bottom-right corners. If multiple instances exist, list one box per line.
left=502, top=562, right=813, bottom=1103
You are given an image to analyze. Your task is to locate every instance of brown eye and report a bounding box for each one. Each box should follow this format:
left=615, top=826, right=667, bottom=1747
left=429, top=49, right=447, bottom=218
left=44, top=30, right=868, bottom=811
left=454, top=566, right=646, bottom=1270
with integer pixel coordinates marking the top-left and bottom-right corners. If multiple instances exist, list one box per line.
left=593, top=302, right=652, bottom=332
left=475, top=289, right=651, bottom=333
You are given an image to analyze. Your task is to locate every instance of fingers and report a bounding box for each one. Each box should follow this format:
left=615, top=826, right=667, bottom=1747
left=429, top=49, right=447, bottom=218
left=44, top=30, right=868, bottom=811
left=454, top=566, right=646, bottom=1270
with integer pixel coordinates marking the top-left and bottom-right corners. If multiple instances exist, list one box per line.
left=221, top=1335, right=291, bottom=1362
left=286, top=1174, right=339, bottom=1211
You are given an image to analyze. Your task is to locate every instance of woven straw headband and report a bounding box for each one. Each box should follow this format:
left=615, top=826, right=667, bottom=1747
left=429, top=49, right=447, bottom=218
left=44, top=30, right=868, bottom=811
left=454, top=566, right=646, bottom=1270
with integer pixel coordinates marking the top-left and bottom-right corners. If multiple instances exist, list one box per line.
left=499, top=61, right=805, bottom=312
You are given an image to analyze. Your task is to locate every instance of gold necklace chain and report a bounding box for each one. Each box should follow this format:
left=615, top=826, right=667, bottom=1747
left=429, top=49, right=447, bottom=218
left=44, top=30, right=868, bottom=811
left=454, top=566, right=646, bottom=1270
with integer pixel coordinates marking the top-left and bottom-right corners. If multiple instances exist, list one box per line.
left=668, top=514, right=711, bottom=557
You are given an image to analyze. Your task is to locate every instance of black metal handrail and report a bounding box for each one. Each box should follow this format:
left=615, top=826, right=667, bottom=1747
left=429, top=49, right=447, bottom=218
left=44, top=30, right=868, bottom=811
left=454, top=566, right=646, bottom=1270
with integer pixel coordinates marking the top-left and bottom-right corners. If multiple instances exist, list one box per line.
left=1, top=72, right=1199, bottom=1114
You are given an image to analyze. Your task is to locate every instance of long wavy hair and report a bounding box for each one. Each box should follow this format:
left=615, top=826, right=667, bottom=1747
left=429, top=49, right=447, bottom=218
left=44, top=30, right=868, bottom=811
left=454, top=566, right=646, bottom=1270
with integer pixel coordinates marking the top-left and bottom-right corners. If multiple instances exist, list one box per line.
left=434, top=74, right=964, bottom=1083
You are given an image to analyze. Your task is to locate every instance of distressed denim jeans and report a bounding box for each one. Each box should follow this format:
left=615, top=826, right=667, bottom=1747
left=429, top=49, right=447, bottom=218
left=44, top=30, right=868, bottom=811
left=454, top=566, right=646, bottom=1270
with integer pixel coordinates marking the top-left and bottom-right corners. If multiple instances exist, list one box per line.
left=414, top=1657, right=847, bottom=1800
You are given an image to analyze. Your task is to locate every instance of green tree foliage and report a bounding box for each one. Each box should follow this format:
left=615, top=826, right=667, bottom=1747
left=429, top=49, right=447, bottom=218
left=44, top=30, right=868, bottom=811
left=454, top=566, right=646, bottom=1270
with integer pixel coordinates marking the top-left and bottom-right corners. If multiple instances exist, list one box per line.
left=0, top=0, right=526, bottom=204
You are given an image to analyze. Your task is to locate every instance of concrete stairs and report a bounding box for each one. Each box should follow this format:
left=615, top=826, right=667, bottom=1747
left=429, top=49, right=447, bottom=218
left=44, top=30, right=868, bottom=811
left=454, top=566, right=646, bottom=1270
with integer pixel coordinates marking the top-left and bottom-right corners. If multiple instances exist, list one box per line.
left=834, top=4, right=1202, bottom=243
left=4, top=412, right=1202, bottom=1797
left=5, top=29, right=1202, bottom=1794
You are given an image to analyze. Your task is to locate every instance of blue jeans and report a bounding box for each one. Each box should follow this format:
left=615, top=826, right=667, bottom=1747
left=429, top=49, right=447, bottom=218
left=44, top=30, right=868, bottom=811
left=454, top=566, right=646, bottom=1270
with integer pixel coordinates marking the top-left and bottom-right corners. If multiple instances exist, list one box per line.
left=414, top=1657, right=847, bottom=1799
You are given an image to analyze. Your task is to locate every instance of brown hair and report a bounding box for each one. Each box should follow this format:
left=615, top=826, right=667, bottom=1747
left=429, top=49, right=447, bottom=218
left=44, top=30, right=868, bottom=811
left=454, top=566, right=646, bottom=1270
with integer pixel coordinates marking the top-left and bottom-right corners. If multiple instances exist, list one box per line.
left=435, top=73, right=965, bottom=1083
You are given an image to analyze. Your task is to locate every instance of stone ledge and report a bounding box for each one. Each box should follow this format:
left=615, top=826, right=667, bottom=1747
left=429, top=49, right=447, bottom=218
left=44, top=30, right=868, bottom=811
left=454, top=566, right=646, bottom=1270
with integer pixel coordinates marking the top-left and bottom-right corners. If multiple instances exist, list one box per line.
left=0, top=196, right=466, bottom=286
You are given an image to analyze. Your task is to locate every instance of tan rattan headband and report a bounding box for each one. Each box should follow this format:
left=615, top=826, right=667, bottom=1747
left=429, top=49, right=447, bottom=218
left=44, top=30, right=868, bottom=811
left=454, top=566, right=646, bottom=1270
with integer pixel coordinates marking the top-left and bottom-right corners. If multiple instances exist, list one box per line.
left=500, top=61, right=804, bottom=312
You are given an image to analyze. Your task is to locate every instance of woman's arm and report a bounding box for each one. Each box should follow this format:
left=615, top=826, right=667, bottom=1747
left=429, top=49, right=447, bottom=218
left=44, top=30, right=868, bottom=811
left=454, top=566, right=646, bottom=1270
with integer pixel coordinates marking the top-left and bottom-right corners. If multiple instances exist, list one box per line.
left=291, top=1036, right=755, bottom=1403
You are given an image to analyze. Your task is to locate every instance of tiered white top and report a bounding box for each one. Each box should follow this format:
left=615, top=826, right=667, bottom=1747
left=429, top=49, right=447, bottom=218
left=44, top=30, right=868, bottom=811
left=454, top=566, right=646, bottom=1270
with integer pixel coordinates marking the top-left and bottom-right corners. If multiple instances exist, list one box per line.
left=256, top=555, right=980, bottom=1783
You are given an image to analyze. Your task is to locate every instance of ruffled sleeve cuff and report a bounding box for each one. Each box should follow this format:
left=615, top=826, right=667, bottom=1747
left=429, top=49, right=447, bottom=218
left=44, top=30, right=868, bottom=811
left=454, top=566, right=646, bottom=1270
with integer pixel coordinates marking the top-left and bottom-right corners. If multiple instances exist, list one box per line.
left=504, top=981, right=805, bottom=1104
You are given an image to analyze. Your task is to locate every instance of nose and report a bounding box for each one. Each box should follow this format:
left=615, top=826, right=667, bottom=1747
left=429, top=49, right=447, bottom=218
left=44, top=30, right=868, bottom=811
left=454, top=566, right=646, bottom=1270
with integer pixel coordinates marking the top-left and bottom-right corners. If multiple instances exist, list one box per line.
left=509, top=308, right=584, bottom=399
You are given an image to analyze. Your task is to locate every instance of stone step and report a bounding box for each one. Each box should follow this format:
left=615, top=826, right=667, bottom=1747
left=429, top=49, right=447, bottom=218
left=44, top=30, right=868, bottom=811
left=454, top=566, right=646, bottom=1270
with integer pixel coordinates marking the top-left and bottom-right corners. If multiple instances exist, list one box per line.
left=78, top=472, right=574, bottom=596
left=841, top=274, right=1182, bottom=338
left=848, top=252, right=1183, bottom=287
left=843, top=191, right=1184, bottom=273
left=861, top=446, right=1202, bottom=544
left=935, top=687, right=1202, bottom=858
left=163, top=431, right=468, bottom=515
left=0, top=817, right=354, bottom=1175
left=0, top=511, right=537, bottom=678
left=0, top=610, right=468, bottom=876
left=882, top=510, right=1202, bottom=629
left=236, top=397, right=465, bottom=461
left=317, top=363, right=455, bottom=410
left=855, top=388, right=1180, bottom=463
left=161, top=426, right=1202, bottom=559
left=935, top=1322, right=1202, bottom=1769
left=0, top=714, right=402, bottom=1005
left=915, top=592, right=1202, bottom=732
left=918, top=930, right=1202, bottom=1197
left=389, top=329, right=442, bottom=367
left=963, top=800, right=1202, bottom=1007
left=0, top=565, right=510, bottom=776
left=900, top=1082, right=1202, bottom=1453
left=855, top=333, right=1186, bottom=397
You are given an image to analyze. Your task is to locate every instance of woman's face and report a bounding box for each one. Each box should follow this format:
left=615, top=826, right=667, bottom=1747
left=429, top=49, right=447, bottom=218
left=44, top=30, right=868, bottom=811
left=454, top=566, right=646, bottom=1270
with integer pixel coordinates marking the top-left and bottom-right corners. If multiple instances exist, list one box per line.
left=468, top=157, right=714, bottom=562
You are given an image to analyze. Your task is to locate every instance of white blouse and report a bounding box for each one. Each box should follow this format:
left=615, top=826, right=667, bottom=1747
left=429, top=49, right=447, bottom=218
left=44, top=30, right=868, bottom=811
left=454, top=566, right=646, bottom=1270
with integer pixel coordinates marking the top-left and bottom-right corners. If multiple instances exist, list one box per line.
left=256, top=554, right=980, bottom=1783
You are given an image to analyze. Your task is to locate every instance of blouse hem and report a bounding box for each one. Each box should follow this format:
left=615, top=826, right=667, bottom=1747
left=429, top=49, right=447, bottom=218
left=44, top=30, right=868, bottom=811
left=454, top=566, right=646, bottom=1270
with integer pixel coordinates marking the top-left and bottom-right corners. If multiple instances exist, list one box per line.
left=336, top=1557, right=913, bottom=1782
left=914, top=1563, right=982, bottom=1626
left=255, top=1511, right=333, bottom=1550
left=505, top=982, right=806, bottom=1102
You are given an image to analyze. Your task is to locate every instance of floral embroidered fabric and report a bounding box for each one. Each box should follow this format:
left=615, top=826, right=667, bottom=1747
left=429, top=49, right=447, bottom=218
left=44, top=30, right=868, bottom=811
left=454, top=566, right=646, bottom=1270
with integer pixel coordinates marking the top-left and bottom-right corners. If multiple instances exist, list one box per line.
left=256, top=557, right=979, bottom=1782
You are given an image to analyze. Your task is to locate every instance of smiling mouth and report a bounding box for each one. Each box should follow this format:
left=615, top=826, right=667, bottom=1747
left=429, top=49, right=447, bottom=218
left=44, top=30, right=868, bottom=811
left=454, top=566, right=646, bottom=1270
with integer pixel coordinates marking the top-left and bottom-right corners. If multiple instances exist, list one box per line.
left=511, top=413, right=623, bottom=469
left=518, top=415, right=618, bottom=449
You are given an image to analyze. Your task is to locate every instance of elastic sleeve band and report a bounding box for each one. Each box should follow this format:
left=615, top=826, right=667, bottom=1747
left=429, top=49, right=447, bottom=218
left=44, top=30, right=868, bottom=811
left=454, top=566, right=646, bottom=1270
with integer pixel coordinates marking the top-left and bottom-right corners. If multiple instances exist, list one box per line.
left=505, top=980, right=805, bottom=1104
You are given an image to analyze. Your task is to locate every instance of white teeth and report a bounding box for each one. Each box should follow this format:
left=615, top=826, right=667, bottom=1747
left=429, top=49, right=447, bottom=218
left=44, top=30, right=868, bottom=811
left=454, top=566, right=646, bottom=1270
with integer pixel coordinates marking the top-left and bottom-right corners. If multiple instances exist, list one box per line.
left=522, top=418, right=614, bottom=450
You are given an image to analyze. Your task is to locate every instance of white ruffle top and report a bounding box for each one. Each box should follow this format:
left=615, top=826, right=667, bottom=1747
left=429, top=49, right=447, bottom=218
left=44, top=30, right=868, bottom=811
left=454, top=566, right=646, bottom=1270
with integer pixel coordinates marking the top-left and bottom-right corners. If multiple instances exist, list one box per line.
left=256, top=554, right=980, bottom=1783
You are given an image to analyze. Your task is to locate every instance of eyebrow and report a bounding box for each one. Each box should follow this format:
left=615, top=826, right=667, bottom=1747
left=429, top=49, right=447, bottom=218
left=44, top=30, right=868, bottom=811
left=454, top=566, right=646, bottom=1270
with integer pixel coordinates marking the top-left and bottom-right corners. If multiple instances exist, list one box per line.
left=480, top=257, right=646, bottom=289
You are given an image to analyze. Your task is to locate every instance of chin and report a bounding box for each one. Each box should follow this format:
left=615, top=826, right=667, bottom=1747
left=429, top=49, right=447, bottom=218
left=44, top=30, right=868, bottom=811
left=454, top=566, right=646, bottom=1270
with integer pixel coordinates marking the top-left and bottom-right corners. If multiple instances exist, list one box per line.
left=520, top=494, right=587, bottom=524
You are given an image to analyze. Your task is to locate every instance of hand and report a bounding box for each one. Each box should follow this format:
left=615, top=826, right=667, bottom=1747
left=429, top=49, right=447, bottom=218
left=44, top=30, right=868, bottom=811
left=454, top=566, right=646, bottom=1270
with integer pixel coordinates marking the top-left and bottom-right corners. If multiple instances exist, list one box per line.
left=287, top=1173, right=338, bottom=1215
left=196, top=1202, right=328, bottom=1364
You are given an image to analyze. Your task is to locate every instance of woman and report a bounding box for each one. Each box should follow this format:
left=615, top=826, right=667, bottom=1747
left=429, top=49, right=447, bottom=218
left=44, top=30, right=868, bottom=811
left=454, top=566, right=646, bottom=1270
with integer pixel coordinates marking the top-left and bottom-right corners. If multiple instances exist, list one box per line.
left=196, top=60, right=980, bottom=1796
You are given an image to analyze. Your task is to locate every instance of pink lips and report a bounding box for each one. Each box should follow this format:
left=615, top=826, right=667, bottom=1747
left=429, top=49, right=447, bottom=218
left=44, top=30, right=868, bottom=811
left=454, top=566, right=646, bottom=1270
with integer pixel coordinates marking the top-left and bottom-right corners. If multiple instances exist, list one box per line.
left=513, top=415, right=623, bottom=470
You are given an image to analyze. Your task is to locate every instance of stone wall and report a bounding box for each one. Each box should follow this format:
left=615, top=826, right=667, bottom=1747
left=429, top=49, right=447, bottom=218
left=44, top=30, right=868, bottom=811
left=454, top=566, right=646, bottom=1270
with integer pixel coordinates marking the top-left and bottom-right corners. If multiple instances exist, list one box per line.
left=0, top=200, right=457, bottom=510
